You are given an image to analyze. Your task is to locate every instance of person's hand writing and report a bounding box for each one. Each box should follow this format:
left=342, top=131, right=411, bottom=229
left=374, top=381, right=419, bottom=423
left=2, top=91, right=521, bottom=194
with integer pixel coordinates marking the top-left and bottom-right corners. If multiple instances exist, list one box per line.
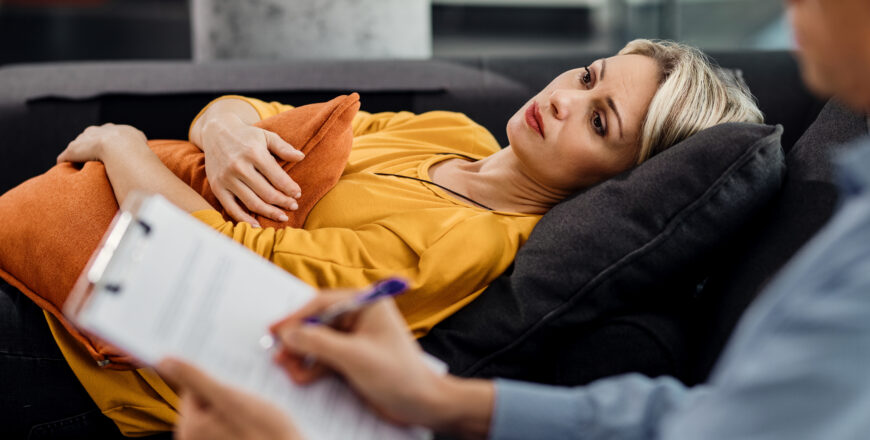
left=199, top=109, right=305, bottom=226
left=269, top=293, right=492, bottom=438
left=57, top=123, right=149, bottom=164
left=157, top=358, right=303, bottom=440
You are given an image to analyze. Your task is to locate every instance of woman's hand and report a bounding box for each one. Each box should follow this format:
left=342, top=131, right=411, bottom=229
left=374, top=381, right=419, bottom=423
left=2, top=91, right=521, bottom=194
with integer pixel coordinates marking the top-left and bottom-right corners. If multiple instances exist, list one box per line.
left=57, top=123, right=148, bottom=164
left=157, top=358, right=303, bottom=440
left=270, top=294, right=493, bottom=437
left=198, top=107, right=305, bottom=225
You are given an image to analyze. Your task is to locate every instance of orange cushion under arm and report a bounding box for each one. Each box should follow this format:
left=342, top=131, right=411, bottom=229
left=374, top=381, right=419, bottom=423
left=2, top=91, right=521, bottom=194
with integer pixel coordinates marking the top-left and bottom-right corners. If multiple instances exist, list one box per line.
left=0, top=93, right=359, bottom=369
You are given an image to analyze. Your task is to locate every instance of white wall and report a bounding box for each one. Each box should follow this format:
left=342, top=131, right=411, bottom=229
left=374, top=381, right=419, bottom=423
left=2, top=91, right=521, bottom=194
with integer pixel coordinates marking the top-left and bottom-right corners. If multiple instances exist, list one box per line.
left=192, top=0, right=431, bottom=61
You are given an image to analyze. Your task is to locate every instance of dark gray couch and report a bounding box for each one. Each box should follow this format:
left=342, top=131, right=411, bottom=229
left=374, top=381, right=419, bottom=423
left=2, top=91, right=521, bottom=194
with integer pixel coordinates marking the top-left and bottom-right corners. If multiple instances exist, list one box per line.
left=0, top=52, right=824, bottom=195
left=2, top=51, right=861, bottom=393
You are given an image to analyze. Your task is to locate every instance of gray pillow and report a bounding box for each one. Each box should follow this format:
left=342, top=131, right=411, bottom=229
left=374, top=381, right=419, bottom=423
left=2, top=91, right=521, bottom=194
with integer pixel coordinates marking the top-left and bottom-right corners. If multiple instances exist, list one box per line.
left=687, top=100, right=870, bottom=383
left=420, top=122, right=786, bottom=385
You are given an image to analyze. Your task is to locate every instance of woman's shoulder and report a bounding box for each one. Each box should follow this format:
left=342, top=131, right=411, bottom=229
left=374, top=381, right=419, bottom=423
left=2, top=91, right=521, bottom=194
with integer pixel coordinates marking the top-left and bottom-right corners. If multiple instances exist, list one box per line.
left=353, top=110, right=500, bottom=157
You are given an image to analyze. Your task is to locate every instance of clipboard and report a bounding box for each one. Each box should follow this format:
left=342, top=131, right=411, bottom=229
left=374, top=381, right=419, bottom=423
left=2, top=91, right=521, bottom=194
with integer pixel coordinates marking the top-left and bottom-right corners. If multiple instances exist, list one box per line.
left=64, top=192, right=432, bottom=440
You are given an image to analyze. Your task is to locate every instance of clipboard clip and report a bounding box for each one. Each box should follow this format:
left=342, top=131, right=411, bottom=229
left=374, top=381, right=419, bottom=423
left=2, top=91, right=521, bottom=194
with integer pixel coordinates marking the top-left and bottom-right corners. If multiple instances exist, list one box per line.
left=65, top=191, right=154, bottom=320
left=87, top=211, right=134, bottom=285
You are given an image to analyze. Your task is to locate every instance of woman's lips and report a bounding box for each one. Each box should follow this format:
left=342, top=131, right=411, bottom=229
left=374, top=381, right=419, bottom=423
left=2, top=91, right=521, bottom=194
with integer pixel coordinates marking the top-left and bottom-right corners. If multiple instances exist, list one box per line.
left=525, top=102, right=544, bottom=138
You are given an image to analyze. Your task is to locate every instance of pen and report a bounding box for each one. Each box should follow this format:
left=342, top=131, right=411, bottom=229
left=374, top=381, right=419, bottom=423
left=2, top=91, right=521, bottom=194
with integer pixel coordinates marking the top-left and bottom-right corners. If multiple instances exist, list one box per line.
left=304, top=277, right=408, bottom=326
left=259, top=277, right=409, bottom=352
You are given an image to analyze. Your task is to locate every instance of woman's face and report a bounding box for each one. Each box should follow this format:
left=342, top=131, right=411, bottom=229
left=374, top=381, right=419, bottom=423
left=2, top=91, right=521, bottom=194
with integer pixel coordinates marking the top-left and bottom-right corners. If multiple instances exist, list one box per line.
left=506, top=54, right=662, bottom=192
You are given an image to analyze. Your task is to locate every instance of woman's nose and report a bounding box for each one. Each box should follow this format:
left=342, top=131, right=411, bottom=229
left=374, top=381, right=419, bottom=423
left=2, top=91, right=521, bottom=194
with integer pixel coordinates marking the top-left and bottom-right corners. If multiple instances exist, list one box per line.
left=548, top=89, right=583, bottom=120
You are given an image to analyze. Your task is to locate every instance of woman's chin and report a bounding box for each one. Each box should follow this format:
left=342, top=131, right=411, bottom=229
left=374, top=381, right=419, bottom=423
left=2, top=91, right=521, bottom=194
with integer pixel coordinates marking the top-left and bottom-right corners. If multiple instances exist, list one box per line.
left=504, top=115, right=527, bottom=146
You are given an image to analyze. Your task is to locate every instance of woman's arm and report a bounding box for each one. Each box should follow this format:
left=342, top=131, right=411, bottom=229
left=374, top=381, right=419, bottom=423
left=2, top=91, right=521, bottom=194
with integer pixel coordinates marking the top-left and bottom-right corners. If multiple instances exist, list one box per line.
left=57, top=123, right=213, bottom=213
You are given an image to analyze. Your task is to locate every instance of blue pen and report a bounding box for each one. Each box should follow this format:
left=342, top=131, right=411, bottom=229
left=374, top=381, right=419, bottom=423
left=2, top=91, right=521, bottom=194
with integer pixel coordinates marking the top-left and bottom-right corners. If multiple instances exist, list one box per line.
left=304, top=277, right=408, bottom=326
left=259, top=277, right=408, bottom=352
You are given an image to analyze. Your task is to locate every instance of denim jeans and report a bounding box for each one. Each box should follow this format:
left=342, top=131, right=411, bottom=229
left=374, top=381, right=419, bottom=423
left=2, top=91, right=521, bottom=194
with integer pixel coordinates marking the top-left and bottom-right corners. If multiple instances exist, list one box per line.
left=0, top=279, right=128, bottom=439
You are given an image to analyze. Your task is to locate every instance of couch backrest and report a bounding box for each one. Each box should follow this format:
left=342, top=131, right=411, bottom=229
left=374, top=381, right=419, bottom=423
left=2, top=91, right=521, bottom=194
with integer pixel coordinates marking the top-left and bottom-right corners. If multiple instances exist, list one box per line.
left=687, top=100, right=870, bottom=383
left=0, top=59, right=531, bottom=194
left=0, top=52, right=823, bottom=195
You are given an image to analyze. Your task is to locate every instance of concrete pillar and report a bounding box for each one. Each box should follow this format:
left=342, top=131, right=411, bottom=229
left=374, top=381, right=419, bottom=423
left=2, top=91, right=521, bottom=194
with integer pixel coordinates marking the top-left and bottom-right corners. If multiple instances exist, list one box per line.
left=191, top=0, right=432, bottom=61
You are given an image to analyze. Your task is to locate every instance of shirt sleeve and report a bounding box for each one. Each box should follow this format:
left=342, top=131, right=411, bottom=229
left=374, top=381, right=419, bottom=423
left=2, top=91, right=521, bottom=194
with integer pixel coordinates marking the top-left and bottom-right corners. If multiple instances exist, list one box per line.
left=490, top=375, right=703, bottom=440
left=188, top=96, right=416, bottom=140
left=190, top=208, right=516, bottom=336
left=187, top=95, right=295, bottom=140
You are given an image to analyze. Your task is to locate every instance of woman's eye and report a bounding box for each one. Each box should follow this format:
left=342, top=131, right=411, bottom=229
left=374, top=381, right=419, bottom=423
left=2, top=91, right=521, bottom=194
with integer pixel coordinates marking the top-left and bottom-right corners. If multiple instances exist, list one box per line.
left=592, top=112, right=605, bottom=135
left=581, top=67, right=592, bottom=86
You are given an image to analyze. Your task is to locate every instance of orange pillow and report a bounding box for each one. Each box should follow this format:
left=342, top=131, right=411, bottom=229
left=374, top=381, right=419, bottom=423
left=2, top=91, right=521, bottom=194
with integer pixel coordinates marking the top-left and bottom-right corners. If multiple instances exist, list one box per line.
left=0, top=93, right=359, bottom=369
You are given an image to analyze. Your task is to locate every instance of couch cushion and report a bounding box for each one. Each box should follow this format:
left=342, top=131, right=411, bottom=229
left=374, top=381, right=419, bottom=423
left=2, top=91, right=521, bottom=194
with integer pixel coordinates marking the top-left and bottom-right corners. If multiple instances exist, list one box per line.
left=420, top=122, right=786, bottom=385
left=0, top=94, right=358, bottom=369
left=687, top=100, right=870, bottom=383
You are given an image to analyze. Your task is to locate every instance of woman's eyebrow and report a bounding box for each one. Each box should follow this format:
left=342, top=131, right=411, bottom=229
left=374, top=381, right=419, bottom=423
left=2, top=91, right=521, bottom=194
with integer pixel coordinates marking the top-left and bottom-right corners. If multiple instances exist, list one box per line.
left=607, top=97, right=625, bottom=140
left=599, top=59, right=625, bottom=140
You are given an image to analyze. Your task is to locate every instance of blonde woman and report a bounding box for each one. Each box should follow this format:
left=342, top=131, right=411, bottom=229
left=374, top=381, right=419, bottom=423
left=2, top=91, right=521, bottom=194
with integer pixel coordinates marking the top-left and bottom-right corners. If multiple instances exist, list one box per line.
left=9, top=40, right=763, bottom=437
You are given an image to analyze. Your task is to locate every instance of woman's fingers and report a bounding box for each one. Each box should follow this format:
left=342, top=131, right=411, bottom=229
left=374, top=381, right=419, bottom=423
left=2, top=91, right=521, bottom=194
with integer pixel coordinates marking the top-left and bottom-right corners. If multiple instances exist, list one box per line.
left=261, top=133, right=303, bottom=199
left=266, top=131, right=305, bottom=162
left=213, top=187, right=261, bottom=227
left=254, top=159, right=302, bottom=202
left=229, top=144, right=300, bottom=217
left=58, top=124, right=149, bottom=164
left=228, top=178, right=290, bottom=223
left=246, top=160, right=300, bottom=210
left=201, top=123, right=303, bottom=221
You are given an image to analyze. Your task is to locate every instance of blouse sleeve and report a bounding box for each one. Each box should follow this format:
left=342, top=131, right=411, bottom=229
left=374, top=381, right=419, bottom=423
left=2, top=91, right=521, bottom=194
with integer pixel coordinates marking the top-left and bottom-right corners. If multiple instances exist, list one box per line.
left=188, top=95, right=407, bottom=139
left=187, top=95, right=295, bottom=140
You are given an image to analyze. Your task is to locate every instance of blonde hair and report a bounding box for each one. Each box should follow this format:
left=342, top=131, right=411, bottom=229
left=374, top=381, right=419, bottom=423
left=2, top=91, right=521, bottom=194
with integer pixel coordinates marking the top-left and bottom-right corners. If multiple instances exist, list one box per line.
left=619, top=39, right=764, bottom=164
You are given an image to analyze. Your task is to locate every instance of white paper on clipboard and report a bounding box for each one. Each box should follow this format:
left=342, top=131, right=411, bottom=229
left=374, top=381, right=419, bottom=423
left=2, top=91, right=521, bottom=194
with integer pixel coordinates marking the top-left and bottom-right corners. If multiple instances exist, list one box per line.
left=64, top=192, right=432, bottom=440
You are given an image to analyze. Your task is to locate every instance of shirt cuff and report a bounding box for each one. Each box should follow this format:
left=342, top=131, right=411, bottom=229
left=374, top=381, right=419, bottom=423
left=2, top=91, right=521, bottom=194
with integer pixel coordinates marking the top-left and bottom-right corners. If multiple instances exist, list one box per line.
left=190, top=209, right=226, bottom=228
left=187, top=95, right=262, bottom=141
left=490, top=379, right=590, bottom=440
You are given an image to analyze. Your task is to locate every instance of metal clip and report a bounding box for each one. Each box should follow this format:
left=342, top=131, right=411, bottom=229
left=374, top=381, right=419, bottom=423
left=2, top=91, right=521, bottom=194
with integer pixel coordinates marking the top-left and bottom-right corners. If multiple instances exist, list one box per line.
left=87, top=211, right=133, bottom=285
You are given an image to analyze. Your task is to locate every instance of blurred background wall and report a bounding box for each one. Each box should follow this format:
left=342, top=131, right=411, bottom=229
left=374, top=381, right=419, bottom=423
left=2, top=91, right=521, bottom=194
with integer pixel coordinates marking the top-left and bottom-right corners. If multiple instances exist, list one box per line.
left=190, top=0, right=431, bottom=60
left=0, top=0, right=792, bottom=65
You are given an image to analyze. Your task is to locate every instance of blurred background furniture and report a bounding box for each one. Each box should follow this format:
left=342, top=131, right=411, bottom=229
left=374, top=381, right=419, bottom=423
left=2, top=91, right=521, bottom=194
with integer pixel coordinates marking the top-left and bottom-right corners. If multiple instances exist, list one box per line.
left=0, top=0, right=789, bottom=65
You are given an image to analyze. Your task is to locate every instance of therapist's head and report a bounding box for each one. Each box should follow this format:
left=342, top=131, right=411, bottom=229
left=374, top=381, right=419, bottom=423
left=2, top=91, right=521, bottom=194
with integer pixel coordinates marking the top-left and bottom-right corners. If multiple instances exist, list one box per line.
left=786, top=0, right=870, bottom=111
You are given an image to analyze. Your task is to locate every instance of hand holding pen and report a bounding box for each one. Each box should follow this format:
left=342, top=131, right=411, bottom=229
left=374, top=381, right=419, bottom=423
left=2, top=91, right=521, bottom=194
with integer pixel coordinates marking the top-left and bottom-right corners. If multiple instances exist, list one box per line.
left=260, top=281, right=475, bottom=432
left=265, top=278, right=411, bottom=382
left=303, top=278, right=409, bottom=326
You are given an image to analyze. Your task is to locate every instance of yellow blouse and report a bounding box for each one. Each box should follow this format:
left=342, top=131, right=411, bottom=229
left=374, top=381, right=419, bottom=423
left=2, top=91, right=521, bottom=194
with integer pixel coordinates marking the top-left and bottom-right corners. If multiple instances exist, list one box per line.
left=47, top=96, right=540, bottom=436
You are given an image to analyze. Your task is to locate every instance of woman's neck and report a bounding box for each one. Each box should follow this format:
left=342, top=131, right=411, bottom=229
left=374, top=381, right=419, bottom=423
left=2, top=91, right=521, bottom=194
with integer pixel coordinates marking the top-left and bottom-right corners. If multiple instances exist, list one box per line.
left=429, top=147, right=570, bottom=214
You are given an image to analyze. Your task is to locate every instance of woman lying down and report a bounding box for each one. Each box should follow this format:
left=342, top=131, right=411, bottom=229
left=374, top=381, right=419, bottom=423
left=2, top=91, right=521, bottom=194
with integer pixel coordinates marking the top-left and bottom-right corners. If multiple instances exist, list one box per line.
left=47, top=39, right=762, bottom=435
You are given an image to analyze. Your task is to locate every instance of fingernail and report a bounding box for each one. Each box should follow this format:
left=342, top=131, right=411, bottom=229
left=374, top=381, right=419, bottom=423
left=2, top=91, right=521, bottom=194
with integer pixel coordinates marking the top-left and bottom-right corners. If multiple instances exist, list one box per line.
left=295, top=150, right=305, bottom=157
left=251, top=222, right=261, bottom=228
left=294, top=191, right=302, bottom=199
left=278, top=213, right=289, bottom=222
left=290, top=202, right=298, bottom=211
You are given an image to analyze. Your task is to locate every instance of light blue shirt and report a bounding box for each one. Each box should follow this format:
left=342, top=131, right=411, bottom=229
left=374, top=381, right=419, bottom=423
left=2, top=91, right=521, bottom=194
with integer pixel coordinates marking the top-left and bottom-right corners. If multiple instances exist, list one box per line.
left=490, top=137, right=870, bottom=440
